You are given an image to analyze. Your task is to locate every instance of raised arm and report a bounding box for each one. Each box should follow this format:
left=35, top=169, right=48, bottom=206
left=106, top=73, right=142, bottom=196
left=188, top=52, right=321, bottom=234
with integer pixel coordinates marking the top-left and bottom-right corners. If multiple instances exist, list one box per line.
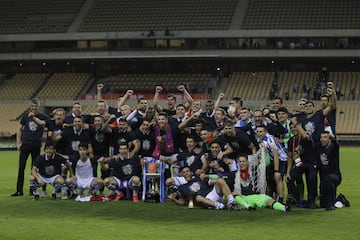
left=117, top=89, right=134, bottom=108
left=177, top=85, right=193, bottom=109
left=97, top=83, right=104, bottom=101
left=153, top=86, right=164, bottom=113
left=214, top=92, right=225, bottom=110
left=323, top=81, right=336, bottom=116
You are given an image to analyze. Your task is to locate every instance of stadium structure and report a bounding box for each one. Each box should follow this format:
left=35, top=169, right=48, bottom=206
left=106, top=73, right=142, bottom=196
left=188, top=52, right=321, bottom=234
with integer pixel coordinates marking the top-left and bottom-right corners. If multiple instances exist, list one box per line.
left=0, top=0, right=359, bottom=143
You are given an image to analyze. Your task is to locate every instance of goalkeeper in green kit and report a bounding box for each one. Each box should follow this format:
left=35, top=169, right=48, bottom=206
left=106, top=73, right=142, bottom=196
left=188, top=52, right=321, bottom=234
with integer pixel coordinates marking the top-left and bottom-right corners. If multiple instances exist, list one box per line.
left=233, top=154, right=291, bottom=212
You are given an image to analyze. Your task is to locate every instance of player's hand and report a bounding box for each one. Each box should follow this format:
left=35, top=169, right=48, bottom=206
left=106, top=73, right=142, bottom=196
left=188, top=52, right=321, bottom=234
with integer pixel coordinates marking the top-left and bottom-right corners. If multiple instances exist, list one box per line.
left=155, top=86, right=163, bottom=93
left=126, top=90, right=134, bottom=95
left=177, top=85, right=185, bottom=92
left=97, top=157, right=105, bottom=163
left=97, top=83, right=104, bottom=90
left=218, top=92, right=225, bottom=99
left=286, top=174, right=291, bottom=182
left=28, top=112, right=35, bottom=119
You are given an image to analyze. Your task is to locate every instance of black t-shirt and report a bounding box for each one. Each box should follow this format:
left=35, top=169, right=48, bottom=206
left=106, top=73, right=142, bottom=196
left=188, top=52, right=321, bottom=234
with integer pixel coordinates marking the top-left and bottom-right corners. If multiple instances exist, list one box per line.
left=315, top=140, right=341, bottom=179
left=168, top=117, right=186, bottom=151
left=199, top=112, right=217, bottom=131
left=47, top=119, right=66, bottom=153
left=20, top=112, right=49, bottom=147
left=132, top=129, right=156, bottom=158
left=162, top=109, right=176, bottom=117
left=176, top=150, right=204, bottom=173
left=107, top=156, right=141, bottom=181
left=298, top=110, right=324, bottom=143
left=60, top=127, right=91, bottom=155
left=179, top=176, right=212, bottom=199
left=33, top=154, right=67, bottom=178
left=224, top=128, right=252, bottom=157
left=89, top=127, right=111, bottom=156
left=111, top=128, right=137, bottom=154
left=288, top=136, right=317, bottom=164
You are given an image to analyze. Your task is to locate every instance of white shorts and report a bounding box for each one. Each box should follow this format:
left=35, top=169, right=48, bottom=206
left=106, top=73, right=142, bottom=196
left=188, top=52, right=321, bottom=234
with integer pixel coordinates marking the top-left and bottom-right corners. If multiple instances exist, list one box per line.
left=77, top=177, right=95, bottom=190
left=205, top=187, right=224, bottom=203
left=113, top=176, right=135, bottom=189
left=38, top=174, right=61, bottom=185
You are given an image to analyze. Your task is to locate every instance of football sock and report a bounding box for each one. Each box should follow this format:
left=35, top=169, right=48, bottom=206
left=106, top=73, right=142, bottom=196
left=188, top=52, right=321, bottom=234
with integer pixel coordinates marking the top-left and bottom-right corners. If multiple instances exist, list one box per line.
left=132, top=183, right=141, bottom=196
left=227, top=194, right=235, bottom=205
left=54, top=183, right=61, bottom=193
left=30, top=182, right=39, bottom=195
left=215, top=202, right=225, bottom=210
left=108, top=184, right=117, bottom=191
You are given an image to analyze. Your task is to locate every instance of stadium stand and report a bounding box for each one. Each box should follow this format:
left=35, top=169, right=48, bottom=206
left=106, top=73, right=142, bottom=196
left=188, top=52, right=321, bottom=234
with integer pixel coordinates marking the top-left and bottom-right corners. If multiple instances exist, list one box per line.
left=243, top=0, right=360, bottom=29
left=0, top=103, right=28, bottom=137
left=0, top=73, right=48, bottom=101
left=36, top=73, right=92, bottom=100
left=80, top=0, right=238, bottom=32
left=0, top=0, right=85, bottom=34
left=98, top=73, right=211, bottom=94
left=225, top=71, right=360, bottom=101
left=225, top=72, right=274, bottom=101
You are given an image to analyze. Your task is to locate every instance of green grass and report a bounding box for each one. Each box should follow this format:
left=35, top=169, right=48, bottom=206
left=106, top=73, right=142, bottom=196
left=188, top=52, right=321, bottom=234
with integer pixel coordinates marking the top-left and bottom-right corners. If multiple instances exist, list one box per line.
left=0, top=148, right=359, bottom=240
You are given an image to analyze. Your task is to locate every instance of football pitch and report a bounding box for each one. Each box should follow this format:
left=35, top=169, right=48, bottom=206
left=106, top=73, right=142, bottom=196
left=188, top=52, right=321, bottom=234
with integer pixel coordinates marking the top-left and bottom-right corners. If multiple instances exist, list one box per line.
left=0, top=147, right=359, bottom=240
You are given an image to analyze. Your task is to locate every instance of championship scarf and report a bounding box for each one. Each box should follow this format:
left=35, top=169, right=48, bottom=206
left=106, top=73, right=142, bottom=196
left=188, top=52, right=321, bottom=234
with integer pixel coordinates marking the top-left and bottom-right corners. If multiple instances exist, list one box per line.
left=152, top=124, right=174, bottom=159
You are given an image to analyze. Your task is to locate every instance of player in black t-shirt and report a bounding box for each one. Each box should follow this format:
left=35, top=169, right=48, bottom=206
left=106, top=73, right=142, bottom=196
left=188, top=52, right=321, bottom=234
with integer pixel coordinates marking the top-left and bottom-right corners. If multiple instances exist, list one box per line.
left=286, top=120, right=318, bottom=209
left=315, top=131, right=342, bottom=210
left=98, top=142, right=141, bottom=202
left=12, top=99, right=50, bottom=197
left=29, top=141, right=72, bottom=200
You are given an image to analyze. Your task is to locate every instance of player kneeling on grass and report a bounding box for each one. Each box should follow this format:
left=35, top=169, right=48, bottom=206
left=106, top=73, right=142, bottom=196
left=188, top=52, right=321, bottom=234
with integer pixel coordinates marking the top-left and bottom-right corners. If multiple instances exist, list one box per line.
left=98, top=142, right=141, bottom=202
left=167, top=166, right=238, bottom=210
left=29, top=141, right=73, bottom=200
left=59, top=143, right=105, bottom=201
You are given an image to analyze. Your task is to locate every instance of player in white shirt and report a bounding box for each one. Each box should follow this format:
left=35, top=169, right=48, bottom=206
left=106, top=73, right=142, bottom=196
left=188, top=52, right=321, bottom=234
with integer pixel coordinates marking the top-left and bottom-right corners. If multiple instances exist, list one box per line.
left=256, top=125, right=288, bottom=203
left=62, top=143, right=104, bottom=200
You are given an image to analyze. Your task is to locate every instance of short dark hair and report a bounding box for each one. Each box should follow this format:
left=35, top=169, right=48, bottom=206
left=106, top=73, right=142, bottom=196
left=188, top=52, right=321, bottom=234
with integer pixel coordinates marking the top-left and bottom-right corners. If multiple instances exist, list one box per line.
left=158, top=112, right=168, bottom=118
left=44, top=139, right=56, bottom=150
left=30, top=98, right=40, bottom=106
left=277, top=106, right=289, bottom=114
left=78, top=142, right=88, bottom=150
left=272, top=96, right=283, bottom=104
